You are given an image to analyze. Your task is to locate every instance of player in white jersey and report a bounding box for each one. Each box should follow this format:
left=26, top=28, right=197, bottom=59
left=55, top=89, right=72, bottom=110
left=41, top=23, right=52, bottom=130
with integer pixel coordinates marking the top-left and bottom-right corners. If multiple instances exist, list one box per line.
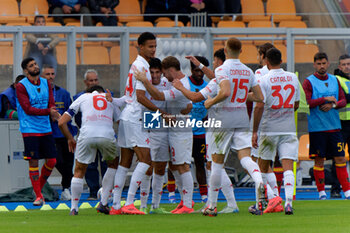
left=173, top=50, right=239, bottom=214
left=110, top=32, right=163, bottom=215
left=202, top=37, right=265, bottom=216
left=134, top=56, right=195, bottom=214
left=252, top=48, right=300, bottom=215
left=58, top=85, right=124, bottom=215
left=139, top=58, right=171, bottom=214
left=252, top=43, right=283, bottom=212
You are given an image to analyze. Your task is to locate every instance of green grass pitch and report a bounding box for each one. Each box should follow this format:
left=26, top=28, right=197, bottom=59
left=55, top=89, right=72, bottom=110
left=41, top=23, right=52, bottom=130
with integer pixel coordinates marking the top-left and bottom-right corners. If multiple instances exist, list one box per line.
left=1, top=200, right=349, bottom=233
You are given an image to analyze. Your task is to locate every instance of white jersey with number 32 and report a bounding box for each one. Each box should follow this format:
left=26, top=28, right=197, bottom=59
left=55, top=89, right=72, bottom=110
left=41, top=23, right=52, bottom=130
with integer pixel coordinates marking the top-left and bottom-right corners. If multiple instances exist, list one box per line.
left=214, top=59, right=258, bottom=128
left=259, top=68, right=300, bottom=135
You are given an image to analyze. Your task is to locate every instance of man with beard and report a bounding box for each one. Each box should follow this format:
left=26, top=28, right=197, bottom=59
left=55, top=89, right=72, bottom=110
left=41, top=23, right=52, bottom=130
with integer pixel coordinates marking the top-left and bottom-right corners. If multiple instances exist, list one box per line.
left=16, top=57, right=60, bottom=206
left=303, top=52, right=350, bottom=200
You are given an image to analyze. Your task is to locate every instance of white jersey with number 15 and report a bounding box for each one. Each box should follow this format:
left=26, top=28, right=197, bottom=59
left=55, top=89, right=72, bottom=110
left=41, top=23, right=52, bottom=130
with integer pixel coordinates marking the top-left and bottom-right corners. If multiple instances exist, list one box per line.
left=214, top=59, right=258, bottom=129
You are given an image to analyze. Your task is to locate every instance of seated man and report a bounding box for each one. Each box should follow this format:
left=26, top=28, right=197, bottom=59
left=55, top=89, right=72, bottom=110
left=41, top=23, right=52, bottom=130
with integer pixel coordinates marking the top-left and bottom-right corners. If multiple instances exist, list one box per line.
left=25, top=15, right=60, bottom=72
left=87, top=0, right=119, bottom=26
left=0, top=75, right=25, bottom=119
left=48, top=0, right=93, bottom=26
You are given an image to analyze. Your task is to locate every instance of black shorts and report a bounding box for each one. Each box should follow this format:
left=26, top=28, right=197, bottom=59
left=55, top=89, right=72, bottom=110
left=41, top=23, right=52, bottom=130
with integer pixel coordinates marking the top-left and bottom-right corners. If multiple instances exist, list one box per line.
left=23, top=135, right=57, bottom=160
left=192, top=137, right=206, bottom=161
left=309, top=131, right=345, bottom=160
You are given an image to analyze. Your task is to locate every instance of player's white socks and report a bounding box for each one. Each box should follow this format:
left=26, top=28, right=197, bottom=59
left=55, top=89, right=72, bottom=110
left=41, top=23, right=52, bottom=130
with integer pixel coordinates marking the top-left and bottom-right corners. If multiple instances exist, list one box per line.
left=125, top=162, right=150, bottom=206
left=240, top=157, right=263, bottom=185
left=172, top=170, right=183, bottom=200
left=262, top=173, right=276, bottom=200
left=101, top=168, right=117, bottom=206
left=152, top=173, right=164, bottom=209
left=266, top=172, right=279, bottom=197
left=221, top=168, right=238, bottom=209
left=209, top=162, right=223, bottom=208
left=284, top=170, right=294, bottom=206
left=112, top=165, right=128, bottom=210
left=140, top=174, right=151, bottom=209
left=240, top=156, right=263, bottom=205
left=180, top=171, right=194, bottom=209
left=71, top=177, right=84, bottom=211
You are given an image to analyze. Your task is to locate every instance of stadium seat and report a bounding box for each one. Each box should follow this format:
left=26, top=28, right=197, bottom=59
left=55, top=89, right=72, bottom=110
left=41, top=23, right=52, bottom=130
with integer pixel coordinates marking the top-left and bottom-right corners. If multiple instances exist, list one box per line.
left=126, top=21, right=153, bottom=27
left=278, top=20, right=308, bottom=44
left=155, top=17, right=173, bottom=23
left=247, top=21, right=276, bottom=45
left=274, top=44, right=287, bottom=62
left=239, top=44, right=258, bottom=64
left=266, top=0, right=302, bottom=22
left=156, top=21, right=184, bottom=27
left=217, top=21, right=248, bottom=45
left=241, top=0, right=270, bottom=23
left=20, top=0, right=52, bottom=24
left=0, top=0, right=26, bottom=24
left=0, top=46, right=13, bottom=64
left=294, top=44, right=319, bottom=63
left=110, top=44, right=138, bottom=64
left=55, top=45, right=80, bottom=64
left=81, top=46, right=109, bottom=64
left=114, top=0, right=143, bottom=23
left=5, top=22, right=31, bottom=38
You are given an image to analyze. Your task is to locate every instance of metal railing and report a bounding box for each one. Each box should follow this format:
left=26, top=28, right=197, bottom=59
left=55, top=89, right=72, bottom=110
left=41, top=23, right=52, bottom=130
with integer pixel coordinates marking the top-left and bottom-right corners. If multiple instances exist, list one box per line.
left=0, top=26, right=349, bottom=96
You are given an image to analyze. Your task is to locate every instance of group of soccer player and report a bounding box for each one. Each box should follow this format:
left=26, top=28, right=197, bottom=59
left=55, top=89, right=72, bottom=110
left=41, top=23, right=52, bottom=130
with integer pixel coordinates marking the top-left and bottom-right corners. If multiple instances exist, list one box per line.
left=56, top=31, right=305, bottom=216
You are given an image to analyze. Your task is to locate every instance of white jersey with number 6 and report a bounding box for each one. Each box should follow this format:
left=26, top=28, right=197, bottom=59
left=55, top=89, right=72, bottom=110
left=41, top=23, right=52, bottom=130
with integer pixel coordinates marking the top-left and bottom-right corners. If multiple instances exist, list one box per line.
left=66, top=91, right=121, bottom=140
left=259, top=68, right=300, bottom=135
left=214, top=59, right=258, bottom=128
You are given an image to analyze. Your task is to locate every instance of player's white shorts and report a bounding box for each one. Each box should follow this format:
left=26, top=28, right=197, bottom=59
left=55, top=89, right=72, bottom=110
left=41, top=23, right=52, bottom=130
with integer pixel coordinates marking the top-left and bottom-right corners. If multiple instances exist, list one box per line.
left=210, top=127, right=251, bottom=156
left=117, top=119, right=150, bottom=148
left=258, top=134, right=299, bottom=162
left=251, top=143, right=259, bottom=158
left=75, top=137, right=119, bottom=164
left=150, top=131, right=170, bottom=162
left=169, top=129, right=192, bottom=165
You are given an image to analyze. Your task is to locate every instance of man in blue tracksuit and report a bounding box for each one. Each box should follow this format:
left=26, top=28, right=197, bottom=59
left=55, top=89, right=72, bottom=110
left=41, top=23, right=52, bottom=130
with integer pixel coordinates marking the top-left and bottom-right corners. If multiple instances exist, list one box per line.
left=42, top=65, right=77, bottom=200
left=0, top=75, right=26, bottom=119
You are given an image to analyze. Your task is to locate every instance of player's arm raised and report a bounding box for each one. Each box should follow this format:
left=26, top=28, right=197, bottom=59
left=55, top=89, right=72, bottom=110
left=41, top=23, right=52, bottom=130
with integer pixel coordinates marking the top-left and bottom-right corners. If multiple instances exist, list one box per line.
left=185, top=56, right=215, bottom=79
left=58, top=113, right=76, bottom=153
left=173, top=79, right=205, bottom=103
left=204, top=79, right=230, bottom=109
left=134, top=68, right=165, bottom=101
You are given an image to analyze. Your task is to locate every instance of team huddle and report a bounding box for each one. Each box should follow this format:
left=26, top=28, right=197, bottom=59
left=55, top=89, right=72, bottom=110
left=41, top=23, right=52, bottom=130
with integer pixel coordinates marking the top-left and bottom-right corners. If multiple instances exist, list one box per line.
left=16, top=31, right=350, bottom=217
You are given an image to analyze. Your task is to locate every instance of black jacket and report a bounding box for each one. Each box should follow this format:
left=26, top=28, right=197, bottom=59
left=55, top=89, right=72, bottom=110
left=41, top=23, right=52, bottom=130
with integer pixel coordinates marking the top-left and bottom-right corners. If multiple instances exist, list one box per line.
left=87, top=0, right=119, bottom=12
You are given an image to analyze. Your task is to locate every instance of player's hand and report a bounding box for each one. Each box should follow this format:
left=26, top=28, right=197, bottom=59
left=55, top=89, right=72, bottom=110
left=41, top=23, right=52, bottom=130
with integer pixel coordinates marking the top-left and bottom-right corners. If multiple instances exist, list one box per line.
left=319, top=103, right=333, bottom=112
left=252, top=132, right=258, bottom=149
left=134, top=68, right=147, bottom=82
left=173, top=79, right=184, bottom=90
left=68, top=138, right=76, bottom=153
left=324, top=96, right=337, bottom=104
left=185, top=56, right=200, bottom=67
left=204, top=96, right=213, bottom=109
left=106, top=89, right=113, bottom=102
left=62, top=5, right=72, bottom=14
left=42, top=47, right=49, bottom=55
left=49, top=107, right=61, bottom=121
left=37, top=43, right=45, bottom=51
left=73, top=4, right=81, bottom=12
